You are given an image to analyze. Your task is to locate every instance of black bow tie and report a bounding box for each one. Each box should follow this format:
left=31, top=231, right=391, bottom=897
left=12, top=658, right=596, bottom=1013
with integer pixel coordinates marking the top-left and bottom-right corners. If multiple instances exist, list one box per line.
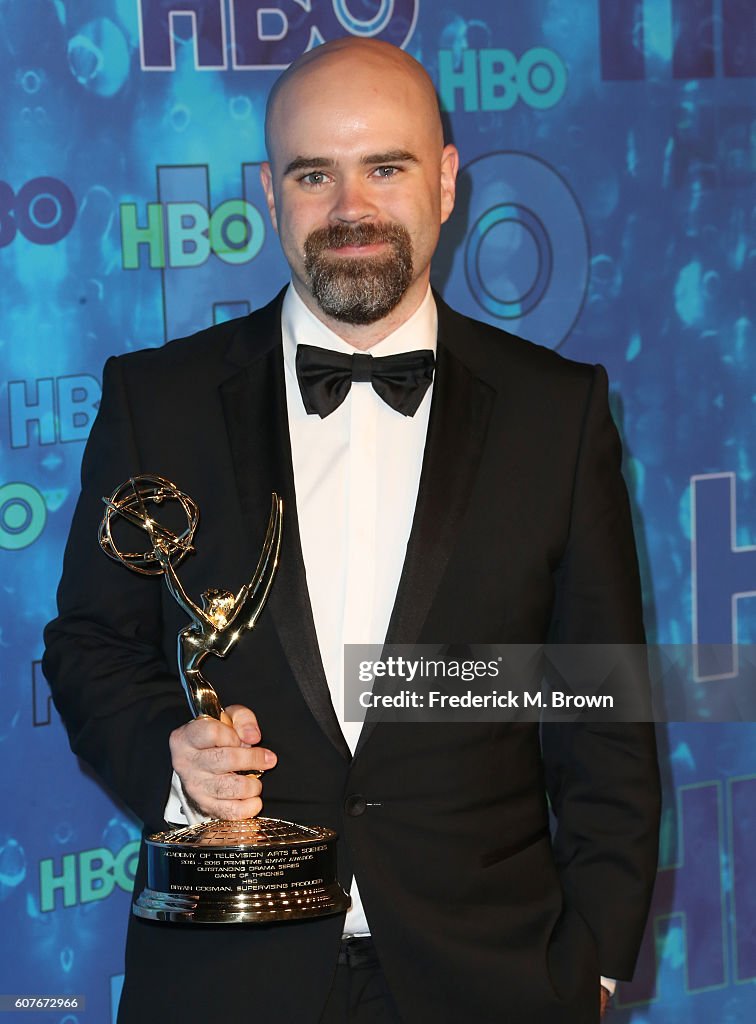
left=295, top=344, right=435, bottom=418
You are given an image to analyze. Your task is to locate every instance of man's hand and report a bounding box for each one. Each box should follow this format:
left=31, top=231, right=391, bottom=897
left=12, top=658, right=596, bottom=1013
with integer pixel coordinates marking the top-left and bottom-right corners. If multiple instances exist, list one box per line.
left=169, top=704, right=277, bottom=820
left=600, top=985, right=611, bottom=1018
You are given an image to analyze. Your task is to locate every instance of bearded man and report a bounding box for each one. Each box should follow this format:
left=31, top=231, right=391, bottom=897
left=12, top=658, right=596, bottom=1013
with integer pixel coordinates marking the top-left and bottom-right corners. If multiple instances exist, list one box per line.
left=44, top=37, right=660, bottom=1024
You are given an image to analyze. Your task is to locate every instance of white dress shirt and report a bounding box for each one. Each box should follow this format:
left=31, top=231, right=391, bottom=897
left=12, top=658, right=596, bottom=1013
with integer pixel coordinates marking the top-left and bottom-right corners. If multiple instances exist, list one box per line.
left=281, top=283, right=436, bottom=933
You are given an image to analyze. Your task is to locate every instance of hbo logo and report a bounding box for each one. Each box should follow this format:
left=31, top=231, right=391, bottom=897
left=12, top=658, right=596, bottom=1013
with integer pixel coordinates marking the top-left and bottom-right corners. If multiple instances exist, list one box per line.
left=0, top=177, right=76, bottom=247
left=439, top=47, right=567, bottom=112
left=39, top=841, right=139, bottom=911
left=120, top=199, right=265, bottom=269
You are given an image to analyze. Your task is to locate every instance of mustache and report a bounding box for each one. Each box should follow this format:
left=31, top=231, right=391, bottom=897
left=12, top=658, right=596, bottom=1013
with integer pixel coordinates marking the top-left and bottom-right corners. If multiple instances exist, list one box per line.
left=304, top=222, right=410, bottom=254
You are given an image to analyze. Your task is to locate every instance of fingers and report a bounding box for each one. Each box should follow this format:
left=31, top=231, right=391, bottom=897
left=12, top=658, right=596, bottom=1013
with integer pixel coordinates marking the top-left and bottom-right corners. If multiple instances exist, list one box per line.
left=169, top=707, right=277, bottom=821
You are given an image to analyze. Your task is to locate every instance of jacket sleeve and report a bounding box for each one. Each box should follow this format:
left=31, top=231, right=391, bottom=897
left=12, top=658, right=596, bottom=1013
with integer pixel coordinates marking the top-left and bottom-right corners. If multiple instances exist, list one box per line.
left=541, top=364, right=661, bottom=981
left=43, top=355, right=189, bottom=831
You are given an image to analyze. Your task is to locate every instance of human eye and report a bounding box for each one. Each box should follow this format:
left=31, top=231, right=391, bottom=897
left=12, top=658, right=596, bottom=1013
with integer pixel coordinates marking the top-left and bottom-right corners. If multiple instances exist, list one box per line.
left=372, top=165, right=400, bottom=179
left=299, top=170, right=331, bottom=187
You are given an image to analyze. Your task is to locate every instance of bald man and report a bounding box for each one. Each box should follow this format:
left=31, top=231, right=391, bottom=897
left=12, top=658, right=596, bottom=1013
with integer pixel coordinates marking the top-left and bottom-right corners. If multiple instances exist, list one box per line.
left=45, top=38, right=660, bottom=1024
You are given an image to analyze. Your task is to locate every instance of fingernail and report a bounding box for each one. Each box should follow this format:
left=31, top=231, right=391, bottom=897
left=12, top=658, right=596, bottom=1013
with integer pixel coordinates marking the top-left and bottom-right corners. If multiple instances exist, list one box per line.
left=264, top=750, right=276, bottom=765
left=242, top=727, right=260, bottom=743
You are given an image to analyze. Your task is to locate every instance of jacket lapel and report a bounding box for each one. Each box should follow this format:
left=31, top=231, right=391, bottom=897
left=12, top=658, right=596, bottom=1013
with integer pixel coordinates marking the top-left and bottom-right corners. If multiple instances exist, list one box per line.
left=354, top=302, right=496, bottom=754
left=218, top=297, right=351, bottom=761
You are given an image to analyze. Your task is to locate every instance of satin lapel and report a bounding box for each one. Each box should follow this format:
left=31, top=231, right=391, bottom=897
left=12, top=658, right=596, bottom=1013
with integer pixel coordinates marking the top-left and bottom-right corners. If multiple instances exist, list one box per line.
left=354, top=323, right=496, bottom=755
left=219, top=328, right=350, bottom=761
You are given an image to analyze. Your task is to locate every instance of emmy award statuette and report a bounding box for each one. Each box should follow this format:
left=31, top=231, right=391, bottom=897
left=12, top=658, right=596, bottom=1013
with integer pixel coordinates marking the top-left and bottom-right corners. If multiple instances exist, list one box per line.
left=99, top=475, right=350, bottom=924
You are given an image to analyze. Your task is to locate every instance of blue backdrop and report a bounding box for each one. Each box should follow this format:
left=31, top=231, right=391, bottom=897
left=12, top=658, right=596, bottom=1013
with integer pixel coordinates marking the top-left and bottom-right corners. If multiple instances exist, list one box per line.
left=1, top=1, right=754, bottom=1021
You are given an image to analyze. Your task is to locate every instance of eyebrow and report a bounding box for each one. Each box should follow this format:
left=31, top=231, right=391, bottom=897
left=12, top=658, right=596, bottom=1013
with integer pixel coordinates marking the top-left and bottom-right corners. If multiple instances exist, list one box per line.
left=283, top=150, right=420, bottom=176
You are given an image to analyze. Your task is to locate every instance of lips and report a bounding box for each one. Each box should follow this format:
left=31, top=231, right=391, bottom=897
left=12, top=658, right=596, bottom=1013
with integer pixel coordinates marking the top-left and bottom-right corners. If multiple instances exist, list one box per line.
left=305, top=223, right=403, bottom=257
left=327, top=241, right=387, bottom=255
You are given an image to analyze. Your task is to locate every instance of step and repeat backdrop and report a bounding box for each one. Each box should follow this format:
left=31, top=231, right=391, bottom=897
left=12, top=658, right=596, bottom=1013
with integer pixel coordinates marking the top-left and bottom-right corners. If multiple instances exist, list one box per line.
left=1, top=1, right=754, bottom=1021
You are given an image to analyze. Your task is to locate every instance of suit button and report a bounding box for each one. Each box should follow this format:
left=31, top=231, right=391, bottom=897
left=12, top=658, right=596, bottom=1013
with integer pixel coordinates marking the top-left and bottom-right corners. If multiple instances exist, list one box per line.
left=345, top=794, right=367, bottom=817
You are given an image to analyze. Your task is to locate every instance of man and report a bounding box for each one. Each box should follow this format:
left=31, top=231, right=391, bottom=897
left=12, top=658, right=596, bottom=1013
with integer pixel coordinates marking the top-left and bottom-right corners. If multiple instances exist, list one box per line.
left=44, top=38, right=660, bottom=1023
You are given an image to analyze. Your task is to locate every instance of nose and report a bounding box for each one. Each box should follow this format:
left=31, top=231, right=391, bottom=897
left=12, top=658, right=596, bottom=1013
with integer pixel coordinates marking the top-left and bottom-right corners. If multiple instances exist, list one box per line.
left=329, top=174, right=376, bottom=224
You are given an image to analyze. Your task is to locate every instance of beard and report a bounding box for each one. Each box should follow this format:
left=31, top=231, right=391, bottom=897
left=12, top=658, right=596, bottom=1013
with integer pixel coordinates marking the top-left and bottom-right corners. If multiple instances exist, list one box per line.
left=302, top=222, right=414, bottom=325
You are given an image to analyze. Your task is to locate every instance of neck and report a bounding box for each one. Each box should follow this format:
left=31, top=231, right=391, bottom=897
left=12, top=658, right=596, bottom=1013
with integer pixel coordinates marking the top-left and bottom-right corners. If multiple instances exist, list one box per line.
left=291, top=275, right=430, bottom=351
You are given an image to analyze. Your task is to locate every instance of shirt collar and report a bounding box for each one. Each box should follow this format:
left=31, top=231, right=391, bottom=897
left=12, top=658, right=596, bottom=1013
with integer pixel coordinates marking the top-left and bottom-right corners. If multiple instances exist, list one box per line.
left=282, top=283, right=437, bottom=377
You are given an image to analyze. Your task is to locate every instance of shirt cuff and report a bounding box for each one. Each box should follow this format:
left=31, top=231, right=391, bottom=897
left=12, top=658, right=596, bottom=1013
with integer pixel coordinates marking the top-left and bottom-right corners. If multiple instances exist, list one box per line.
left=164, top=771, right=210, bottom=827
left=600, top=977, right=616, bottom=996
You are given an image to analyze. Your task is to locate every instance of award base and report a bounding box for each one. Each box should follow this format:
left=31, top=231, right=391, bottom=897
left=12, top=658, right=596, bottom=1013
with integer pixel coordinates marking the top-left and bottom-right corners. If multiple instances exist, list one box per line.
left=133, top=817, right=351, bottom=924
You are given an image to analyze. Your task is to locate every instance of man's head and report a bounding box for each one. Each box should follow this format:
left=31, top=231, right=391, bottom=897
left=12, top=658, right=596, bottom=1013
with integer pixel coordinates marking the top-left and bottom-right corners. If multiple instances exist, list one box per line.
left=260, top=39, right=458, bottom=342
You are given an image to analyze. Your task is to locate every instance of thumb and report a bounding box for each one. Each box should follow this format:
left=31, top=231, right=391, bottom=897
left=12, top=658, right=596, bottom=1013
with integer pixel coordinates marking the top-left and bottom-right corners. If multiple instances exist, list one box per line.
left=225, top=704, right=261, bottom=745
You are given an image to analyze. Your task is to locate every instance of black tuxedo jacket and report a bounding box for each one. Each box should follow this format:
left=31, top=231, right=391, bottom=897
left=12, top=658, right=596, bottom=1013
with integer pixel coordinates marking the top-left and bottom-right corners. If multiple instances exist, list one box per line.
left=44, top=289, right=660, bottom=1023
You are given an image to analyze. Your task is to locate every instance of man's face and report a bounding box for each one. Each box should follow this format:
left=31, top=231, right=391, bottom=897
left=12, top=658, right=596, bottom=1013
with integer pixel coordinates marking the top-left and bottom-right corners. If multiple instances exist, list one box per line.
left=261, top=46, right=458, bottom=330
